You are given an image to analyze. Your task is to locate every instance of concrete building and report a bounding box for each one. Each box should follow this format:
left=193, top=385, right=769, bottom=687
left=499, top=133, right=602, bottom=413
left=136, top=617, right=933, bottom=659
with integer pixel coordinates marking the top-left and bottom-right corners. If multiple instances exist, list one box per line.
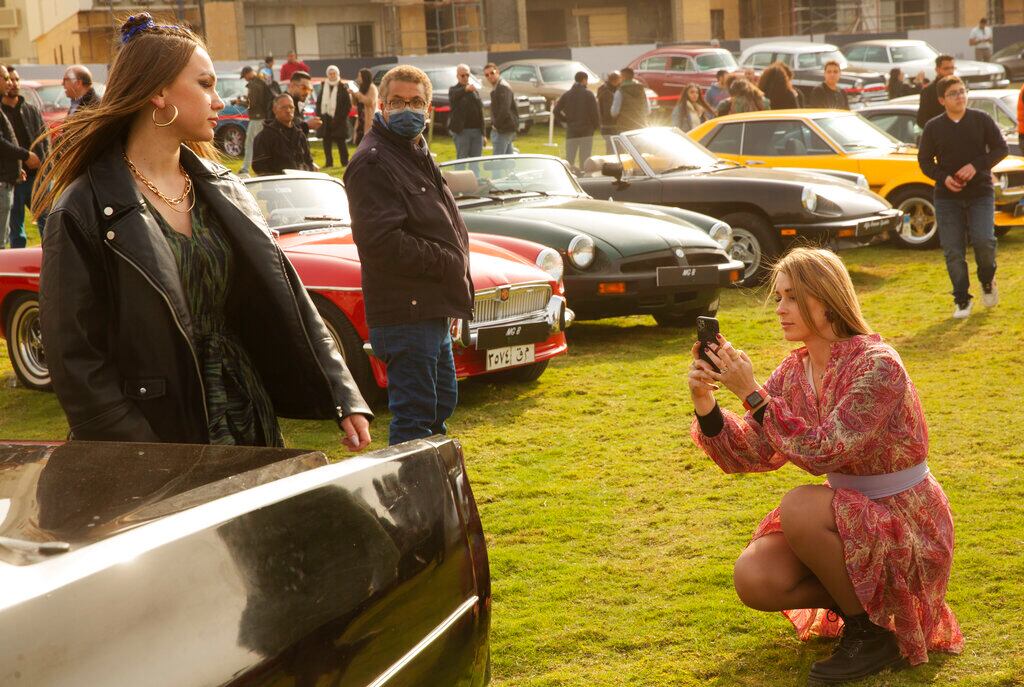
left=25, top=1, right=204, bottom=65
left=9, top=0, right=1024, bottom=65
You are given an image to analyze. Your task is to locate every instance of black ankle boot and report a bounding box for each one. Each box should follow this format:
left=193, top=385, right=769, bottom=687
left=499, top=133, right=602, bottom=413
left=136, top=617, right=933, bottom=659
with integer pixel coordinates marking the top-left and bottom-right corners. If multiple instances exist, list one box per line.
left=807, top=613, right=904, bottom=685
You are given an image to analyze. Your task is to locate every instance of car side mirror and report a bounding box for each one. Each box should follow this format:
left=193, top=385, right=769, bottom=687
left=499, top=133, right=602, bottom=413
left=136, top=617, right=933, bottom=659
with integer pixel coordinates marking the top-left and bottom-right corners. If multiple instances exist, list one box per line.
left=602, top=162, right=624, bottom=183
left=529, top=78, right=538, bottom=86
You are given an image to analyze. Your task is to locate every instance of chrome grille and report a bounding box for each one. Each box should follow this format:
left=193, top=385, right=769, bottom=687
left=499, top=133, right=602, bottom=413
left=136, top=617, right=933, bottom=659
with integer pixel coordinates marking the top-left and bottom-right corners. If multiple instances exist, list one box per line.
left=683, top=249, right=730, bottom=266
left=1005, top=171, right=1024, bottom=189
left=473, top=284, right=551, bottom=325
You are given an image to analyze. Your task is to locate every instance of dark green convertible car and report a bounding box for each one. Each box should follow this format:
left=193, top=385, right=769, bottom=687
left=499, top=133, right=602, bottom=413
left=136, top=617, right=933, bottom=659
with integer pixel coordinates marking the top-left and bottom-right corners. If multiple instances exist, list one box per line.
left=439, top=155, right=744, bottom=326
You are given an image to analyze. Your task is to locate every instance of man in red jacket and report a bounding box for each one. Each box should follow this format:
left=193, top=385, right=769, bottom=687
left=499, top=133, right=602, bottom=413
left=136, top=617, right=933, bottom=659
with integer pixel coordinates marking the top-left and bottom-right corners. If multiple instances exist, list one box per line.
left=279, top=51, right=311, bottom=83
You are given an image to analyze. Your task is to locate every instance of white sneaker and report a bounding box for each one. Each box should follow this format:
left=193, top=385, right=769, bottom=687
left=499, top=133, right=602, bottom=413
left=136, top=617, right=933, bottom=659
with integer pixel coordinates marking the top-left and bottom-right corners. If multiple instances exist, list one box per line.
left=982, top=282, right=998, bottom=307
left=953, top=300, right=973, bottom=319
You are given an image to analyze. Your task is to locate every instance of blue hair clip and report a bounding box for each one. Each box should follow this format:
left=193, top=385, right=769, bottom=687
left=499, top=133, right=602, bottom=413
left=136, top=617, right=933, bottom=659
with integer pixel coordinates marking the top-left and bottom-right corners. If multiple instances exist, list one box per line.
left=122, top=17, right=157, bottom=44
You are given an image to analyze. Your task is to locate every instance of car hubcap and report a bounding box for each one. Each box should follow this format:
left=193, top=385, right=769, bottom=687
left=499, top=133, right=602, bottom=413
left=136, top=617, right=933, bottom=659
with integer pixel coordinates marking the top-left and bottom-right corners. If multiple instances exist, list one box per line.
left=223, top=128, right=244, bottom=158
left=322, top=318, right=346, bottom=362
left=897, top=197, right=937, bottom=244
left=729, top=227, right=761, bottom=281
left=15, top=302, right=48, bottom=384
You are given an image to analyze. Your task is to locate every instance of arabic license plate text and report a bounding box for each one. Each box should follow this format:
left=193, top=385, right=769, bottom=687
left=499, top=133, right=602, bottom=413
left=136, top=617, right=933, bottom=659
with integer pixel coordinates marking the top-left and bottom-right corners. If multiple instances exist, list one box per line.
left=486, top=344, right=536, bottom=371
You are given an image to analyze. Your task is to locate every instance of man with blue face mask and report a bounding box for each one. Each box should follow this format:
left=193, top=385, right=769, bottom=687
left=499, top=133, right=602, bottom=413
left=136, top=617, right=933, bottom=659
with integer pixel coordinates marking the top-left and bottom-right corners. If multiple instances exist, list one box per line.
left=344, top=65, right=474, bottom=445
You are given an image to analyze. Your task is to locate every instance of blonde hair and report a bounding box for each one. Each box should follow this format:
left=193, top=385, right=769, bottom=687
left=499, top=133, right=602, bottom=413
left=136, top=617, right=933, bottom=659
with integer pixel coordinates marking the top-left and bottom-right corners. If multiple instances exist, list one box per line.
left=379, top=65, right=433, bottom=105
left=769, top=247, right=872, bottom=339
left=32, top=13, right=216, bottom=214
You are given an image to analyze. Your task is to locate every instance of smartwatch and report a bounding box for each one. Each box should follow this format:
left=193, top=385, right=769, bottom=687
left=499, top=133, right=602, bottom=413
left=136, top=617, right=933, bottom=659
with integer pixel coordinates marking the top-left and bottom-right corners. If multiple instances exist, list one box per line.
left=742, top=387, right=768, bottom=412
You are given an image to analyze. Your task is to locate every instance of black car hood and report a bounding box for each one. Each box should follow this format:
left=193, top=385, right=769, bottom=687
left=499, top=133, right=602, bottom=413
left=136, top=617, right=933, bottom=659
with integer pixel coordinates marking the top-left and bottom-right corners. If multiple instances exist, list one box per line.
left=463, top=195, right=721, bottom=257
left=703, top=166, right=891, bottom=215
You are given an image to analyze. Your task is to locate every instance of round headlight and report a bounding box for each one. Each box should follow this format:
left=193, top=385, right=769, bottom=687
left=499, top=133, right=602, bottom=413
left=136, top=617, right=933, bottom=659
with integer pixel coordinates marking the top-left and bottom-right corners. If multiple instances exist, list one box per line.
left=535, top=247, right=564, bottom=282
left=997, top=173, right=1009, bottom=190
left=801, top=186, right=818, bottom=213
left=854, top=174, right=869, bottom=189
left=709, top=221, right=732, bottom=249
left=567, top=234, right=596, bottom=269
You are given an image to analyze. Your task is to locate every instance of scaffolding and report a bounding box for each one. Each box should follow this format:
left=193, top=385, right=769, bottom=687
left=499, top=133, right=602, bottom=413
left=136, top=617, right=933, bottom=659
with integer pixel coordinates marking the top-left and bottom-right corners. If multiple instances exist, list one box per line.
left=380, top=0, right=487, bottom=55
left=742, top=0, right=962, bottom=38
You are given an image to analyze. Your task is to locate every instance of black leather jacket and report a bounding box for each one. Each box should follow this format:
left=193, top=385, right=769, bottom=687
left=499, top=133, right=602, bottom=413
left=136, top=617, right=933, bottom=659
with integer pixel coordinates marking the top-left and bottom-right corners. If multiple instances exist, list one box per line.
left=39, top=143, right=372, bottom=443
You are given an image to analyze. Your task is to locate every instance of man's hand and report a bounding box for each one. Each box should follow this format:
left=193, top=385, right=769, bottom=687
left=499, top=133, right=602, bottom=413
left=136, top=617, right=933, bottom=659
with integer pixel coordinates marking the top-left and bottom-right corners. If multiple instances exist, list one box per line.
left=18, top=169, right=27, bottom=182
left=944, top=175, right=965, bottom=192
left=465, top=83, right=477, bottom=93
left=24, top=152, right=40, bottom=171
left=340, top=414, right=372, bottom=452
left=309, top=116, right=323, bottom=130
left=955, top=163, right=977, bottom=183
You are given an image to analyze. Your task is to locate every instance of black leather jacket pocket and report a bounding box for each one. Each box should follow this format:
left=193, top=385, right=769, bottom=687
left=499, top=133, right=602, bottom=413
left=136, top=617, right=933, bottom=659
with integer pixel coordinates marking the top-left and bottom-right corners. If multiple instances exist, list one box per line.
left=123, top=378, right=167, bottom=400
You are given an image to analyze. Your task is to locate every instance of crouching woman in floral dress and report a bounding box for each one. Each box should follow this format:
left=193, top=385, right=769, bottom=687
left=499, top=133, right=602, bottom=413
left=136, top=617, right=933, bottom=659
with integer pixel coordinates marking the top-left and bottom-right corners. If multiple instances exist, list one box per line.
left=688, top=247, right=963, bottom=685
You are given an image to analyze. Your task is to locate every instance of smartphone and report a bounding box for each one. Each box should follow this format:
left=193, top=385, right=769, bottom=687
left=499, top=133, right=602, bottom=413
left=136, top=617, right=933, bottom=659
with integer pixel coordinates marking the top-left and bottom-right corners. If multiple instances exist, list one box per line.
left=696, top=316, right=720, bottom=372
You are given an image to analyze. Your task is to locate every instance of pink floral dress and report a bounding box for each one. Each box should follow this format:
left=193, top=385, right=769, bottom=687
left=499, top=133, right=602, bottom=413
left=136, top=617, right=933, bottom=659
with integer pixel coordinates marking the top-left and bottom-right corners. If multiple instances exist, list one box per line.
left=691, top=334, right=963, bottom=665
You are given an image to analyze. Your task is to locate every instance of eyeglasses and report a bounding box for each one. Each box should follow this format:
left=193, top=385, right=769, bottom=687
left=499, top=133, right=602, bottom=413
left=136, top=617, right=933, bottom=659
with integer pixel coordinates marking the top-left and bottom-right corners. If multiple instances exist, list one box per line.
left=944, top=88, right=968, bottom=98
left=457, top=72, right=470, bottom=79
left=386, top=97, right=428, bottom=112
left=484, top=71, right=496, bottom=78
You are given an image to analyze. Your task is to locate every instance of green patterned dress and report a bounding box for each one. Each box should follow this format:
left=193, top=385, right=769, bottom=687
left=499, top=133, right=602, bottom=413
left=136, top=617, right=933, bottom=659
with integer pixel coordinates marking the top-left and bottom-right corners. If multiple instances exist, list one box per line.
left=149, top=195, right=283, bottom=447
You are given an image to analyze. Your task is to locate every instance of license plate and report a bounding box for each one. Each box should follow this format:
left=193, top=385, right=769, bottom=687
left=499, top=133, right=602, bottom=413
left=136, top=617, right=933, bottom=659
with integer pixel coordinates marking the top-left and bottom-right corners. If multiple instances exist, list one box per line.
left=857, top=218, right=886, bottom=235
left=476, top=322, right=551, bottom=350
left=656, top=265, right=719, bottom=287
left=486, top=344, right=535, bottom=371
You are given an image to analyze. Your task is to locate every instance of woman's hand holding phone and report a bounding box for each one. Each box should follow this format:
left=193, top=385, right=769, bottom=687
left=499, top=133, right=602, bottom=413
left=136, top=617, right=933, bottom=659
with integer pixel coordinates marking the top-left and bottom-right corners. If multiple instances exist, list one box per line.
left=689, top=341, right=719, bottom=416
left=703, top=335, right=758, bottom=402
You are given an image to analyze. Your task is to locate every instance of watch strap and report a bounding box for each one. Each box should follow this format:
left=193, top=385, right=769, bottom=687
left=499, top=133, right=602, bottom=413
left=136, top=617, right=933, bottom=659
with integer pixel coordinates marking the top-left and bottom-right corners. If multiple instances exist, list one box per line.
left=743, top=387, right=768, bottom=412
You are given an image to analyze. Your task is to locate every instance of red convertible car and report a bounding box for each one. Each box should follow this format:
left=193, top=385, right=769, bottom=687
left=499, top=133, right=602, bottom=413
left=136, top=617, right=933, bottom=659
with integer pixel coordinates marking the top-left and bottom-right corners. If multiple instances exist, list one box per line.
left=0, top=172, right=572, bottom=406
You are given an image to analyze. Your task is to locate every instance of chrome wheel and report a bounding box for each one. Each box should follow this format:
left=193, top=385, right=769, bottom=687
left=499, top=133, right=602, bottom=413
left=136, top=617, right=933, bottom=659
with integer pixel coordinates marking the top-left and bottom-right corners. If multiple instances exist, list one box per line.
left=895, top=196, right=937, bottom=247
left=729, top=227, right=762, bottom=283
left=219, top=126, right=245, bottom=158
left=7, top=296, right=51, bottom=389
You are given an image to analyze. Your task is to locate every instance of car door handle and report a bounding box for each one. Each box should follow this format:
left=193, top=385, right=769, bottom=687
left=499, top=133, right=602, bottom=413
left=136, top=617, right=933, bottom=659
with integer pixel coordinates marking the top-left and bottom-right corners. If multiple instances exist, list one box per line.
left=745, top=160, right=765, bottom=165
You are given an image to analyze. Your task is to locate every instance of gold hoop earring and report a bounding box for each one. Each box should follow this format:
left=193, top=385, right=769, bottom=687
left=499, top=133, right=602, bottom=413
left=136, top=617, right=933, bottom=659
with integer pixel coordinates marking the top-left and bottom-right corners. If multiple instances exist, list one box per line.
left=152, top=105, right=179, bottom=128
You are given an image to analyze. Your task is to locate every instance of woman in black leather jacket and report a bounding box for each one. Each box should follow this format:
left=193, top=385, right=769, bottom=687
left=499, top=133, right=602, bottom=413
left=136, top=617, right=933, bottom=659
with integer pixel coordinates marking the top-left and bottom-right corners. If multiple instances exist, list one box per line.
left=32, top=14, right=372, bottom=449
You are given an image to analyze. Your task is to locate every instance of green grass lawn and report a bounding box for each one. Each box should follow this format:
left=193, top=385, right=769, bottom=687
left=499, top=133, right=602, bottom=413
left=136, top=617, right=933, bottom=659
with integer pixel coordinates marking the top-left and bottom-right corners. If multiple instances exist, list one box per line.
left=4, top=133, right=1024, bottom=685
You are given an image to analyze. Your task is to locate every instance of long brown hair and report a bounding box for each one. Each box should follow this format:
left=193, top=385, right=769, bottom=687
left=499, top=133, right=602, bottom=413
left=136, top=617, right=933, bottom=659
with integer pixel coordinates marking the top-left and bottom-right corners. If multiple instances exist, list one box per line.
left=769, top=247, right=872, bottom=339
left=32, top=13, right=217, bottom=214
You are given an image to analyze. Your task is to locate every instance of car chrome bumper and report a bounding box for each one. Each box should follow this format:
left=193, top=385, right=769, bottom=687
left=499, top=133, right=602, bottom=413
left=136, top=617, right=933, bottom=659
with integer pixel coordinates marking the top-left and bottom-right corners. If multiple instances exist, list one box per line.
left=782, top=208, right=903, bottom=239
left=362, top=295, right=573, bottom=356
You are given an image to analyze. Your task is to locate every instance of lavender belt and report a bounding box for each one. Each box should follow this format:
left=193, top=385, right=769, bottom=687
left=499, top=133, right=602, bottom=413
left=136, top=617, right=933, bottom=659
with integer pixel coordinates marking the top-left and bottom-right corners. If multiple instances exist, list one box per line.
left=827, top=462, right=930, bottom=500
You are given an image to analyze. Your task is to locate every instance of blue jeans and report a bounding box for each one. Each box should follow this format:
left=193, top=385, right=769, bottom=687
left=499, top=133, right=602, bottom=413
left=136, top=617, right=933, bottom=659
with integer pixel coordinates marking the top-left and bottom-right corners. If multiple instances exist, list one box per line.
left=9, top=174, right=45, bottom=248
left=935, top=194, right=997, bottom=305
left=0, top=182, right=14, bottom=249
left=452, top=128, right=483, bottom=159
left=369, top=318, right=458, bottom=446
left=491, top=129, right=516, bottom=155
left=240, top=118, right=263, bottom=175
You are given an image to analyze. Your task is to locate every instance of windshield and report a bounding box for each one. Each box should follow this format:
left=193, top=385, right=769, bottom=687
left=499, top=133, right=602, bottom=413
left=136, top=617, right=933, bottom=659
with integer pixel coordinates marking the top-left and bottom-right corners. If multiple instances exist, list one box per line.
left=216, top=78, right=247, bottom=101
left=36, top=83, right=106, bottom=111
left=540, top=62, right=598, bottom=83
left=245, top=178, right=352, bottom=231
left=440, top=157, right=581, bottom=198
left=694, top=52, right=738, bottom=71
left=890, top=44, right=937, bottom=62
left=427, top=67, right=482, bottom=91
left=1001, top=95, right=1019, bottom=118
left=815, top=115, right=902, bottom=151
left=797, top=50, right=846, bottom=69
left=622, top=128, right=720, bottom=173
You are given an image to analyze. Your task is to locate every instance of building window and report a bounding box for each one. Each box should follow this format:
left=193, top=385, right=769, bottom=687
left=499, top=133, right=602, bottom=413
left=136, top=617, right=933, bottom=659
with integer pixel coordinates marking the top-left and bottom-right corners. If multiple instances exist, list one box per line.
left=318, top=23, right=375, bottom=58
left=710, top=9, right=725, bottom=39
left=245, top=24, right=295, bottom=60
left=0, top=39, right=9, bottom=58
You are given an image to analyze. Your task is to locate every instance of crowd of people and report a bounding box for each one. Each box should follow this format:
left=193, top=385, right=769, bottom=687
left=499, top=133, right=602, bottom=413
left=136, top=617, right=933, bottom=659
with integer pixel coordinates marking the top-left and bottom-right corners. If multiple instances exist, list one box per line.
left=3, top=10, right=1012, bottom=684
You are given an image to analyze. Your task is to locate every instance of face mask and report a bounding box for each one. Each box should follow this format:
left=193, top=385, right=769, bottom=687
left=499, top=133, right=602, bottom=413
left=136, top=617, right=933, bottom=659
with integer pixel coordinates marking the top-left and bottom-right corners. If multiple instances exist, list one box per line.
left=386, top=108, right=427, bottom=138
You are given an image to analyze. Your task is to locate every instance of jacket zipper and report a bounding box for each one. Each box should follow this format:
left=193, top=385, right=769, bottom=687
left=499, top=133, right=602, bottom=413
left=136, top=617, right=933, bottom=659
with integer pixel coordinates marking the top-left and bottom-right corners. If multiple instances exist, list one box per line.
left=107, top=243, right=211, bottom=431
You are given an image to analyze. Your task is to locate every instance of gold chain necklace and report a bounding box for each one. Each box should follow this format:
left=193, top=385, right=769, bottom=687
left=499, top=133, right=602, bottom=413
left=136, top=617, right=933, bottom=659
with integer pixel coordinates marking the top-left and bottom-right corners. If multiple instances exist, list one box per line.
left=123, top=153, right=195, bottom=213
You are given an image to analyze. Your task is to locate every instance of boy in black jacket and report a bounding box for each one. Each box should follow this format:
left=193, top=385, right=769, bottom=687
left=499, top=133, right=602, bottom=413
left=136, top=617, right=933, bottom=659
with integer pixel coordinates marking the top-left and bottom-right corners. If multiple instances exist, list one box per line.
left=918, top=75, right=1008, bottom=318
